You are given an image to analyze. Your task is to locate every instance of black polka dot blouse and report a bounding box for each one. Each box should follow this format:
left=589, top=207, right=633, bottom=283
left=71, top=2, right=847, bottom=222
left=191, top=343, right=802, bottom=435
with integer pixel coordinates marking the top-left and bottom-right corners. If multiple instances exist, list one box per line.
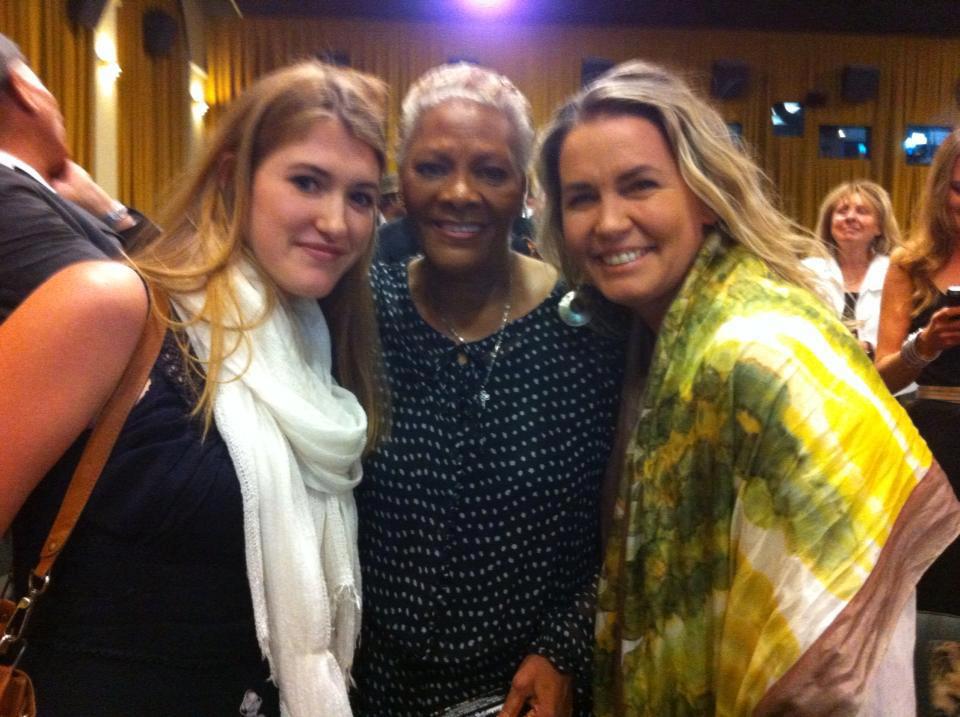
left=354, top=260, right=624, bottom=716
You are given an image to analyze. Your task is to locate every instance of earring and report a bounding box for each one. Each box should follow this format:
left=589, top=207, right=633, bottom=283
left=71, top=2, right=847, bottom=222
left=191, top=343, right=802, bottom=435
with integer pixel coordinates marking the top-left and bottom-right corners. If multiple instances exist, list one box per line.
left=558, top=288, right=592, bottom=327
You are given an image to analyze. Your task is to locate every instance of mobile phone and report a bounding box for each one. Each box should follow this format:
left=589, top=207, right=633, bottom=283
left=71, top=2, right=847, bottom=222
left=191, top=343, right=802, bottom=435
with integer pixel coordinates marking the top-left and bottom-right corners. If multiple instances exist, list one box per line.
left=946, top=286, right=960, bottom=308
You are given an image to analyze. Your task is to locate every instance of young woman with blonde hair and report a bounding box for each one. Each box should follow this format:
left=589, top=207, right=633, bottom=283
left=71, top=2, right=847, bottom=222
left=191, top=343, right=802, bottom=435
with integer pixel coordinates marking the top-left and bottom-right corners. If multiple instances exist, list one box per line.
left=0, top=61, right=387, bottom=716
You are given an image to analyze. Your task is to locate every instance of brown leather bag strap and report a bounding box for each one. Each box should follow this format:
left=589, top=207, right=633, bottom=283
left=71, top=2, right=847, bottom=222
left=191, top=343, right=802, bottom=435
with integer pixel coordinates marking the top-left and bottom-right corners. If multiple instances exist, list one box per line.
left=31, top=296, right=167, bottom=582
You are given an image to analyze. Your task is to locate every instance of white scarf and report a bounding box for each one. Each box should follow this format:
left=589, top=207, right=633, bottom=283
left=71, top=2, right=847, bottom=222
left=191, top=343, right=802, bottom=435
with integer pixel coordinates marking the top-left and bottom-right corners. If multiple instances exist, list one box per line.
left=172, top=260, right=366, bottom=717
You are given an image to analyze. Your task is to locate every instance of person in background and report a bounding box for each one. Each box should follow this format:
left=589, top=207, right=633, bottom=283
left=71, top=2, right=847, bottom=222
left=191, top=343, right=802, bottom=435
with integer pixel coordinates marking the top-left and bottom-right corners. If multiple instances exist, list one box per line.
left=877, top=129, right=960, bottom=616
left=378, top=172, right=406, bottom=222
left=354, top=62, right=623, bottom=717
left=804, top=180, right=901, bottom=359
left=374, top=171, right=419, bottom=264
left=0, top=29, right=158, bottom=604
left=0, top=32, right=157, bottom=323
left=517, top=176, right=545, bottom=257
left=0, top=61, right=387, bottom=716
left=538, top=59, right=960, bottom=716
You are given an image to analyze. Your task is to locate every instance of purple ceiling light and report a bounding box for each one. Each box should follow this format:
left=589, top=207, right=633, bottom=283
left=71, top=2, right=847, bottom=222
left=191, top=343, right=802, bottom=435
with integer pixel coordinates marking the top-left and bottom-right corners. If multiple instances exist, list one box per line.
left=457, top=0, right=515, bottom=17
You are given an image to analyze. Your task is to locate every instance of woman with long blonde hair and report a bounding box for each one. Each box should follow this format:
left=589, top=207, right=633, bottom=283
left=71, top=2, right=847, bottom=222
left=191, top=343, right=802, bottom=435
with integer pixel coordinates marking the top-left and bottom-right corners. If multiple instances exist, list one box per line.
left=877, top=130, right=960, bottom=616
left=0, top=61, right=387, bottom=716
left=538, top=59, right=959, bottom=716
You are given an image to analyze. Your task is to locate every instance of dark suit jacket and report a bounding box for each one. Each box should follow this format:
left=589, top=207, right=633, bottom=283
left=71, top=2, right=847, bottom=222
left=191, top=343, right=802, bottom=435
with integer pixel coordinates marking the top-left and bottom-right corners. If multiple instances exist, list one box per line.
left=0, top=164, right=157, bottom=322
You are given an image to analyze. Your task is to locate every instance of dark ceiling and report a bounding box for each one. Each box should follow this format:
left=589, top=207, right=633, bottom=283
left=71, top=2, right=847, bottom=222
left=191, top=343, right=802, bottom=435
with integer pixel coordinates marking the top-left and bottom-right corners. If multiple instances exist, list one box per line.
left=220, top=0, right=960, bottom=37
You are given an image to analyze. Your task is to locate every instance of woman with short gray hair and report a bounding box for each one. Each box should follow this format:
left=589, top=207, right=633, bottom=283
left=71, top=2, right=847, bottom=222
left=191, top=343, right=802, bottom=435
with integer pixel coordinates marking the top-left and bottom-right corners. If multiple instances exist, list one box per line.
left=354, top=63, right=623, bottom=717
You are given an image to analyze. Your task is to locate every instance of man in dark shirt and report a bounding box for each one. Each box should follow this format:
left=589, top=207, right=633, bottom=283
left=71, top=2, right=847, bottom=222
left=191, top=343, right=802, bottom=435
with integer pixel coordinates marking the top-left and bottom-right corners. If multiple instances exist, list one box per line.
left=0, top=32, right=156, bottom=322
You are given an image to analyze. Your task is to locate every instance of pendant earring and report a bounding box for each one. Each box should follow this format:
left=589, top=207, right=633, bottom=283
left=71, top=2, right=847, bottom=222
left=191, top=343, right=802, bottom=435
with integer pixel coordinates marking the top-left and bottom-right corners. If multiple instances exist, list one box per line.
left=558, top=288, right=592, bottom=327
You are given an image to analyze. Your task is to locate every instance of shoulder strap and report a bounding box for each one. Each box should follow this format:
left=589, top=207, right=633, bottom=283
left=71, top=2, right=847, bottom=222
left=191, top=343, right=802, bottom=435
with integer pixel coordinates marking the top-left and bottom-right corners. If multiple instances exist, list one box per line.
left=31, top=296, right=167, bottom=582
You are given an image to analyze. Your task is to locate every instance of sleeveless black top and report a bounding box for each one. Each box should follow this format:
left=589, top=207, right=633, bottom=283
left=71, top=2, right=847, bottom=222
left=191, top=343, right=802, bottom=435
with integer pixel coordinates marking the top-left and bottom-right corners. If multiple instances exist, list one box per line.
left=910, top=292, right=960, bottom=387
left=908, top=292, right=960, bottom=614
left=12, top=333, right=279, bottom=716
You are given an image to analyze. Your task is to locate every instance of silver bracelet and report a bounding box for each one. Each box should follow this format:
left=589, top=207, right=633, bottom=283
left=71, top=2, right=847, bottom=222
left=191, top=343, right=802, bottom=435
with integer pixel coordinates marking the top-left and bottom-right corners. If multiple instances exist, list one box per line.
left=101, top=201, right=130, bottom=229
left=900, top=329, right=941, bottom=369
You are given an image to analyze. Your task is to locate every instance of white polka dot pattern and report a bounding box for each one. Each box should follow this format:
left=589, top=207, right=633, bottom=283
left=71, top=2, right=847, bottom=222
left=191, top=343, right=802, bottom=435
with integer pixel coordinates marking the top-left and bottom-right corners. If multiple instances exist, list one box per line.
left=354, top=262, right=624, bottom=715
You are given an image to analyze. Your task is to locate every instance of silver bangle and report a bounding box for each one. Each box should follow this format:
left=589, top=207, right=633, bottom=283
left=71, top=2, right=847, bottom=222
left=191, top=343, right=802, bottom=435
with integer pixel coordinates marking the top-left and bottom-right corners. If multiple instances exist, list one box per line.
left=900, top=329, right=941, bottom=369
left=101, top=201, right=129, bottom=229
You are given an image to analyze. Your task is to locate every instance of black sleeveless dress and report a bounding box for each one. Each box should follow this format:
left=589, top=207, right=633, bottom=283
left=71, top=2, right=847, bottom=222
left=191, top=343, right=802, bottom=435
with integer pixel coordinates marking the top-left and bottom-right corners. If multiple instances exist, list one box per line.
left=908, top=292, right=960, bottom=614
left=11, top=333, right=279, bottom=716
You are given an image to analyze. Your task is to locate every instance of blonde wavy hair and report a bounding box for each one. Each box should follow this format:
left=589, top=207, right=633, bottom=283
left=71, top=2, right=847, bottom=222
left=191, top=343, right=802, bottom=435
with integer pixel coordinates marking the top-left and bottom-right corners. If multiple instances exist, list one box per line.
left=132, top=61, right=389, bottom=449
left=814, top=180, right=900, bottom=257
left=537, top=60, right=824, bottom=320
left=893, top=129, right=960, bottom=316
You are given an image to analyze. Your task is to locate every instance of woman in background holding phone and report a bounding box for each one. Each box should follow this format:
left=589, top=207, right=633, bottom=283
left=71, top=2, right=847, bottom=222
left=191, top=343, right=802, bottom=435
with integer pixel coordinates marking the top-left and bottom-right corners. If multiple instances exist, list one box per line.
left=877, top=129, right=960, bottom=615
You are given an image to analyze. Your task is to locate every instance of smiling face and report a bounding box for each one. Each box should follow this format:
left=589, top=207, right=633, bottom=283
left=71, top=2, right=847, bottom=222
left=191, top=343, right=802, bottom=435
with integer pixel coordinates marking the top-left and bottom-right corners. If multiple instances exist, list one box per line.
left=400, top=99, right=525, bottom=272
left=246, top=117, right=380, bottom=299
left=559, top=113, right=715, bottom=330
left=829, top=192, right=879, bottom=250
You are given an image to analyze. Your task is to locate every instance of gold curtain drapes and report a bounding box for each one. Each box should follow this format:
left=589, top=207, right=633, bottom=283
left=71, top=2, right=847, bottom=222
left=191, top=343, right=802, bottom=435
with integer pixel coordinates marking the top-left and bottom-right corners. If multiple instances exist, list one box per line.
left=0, top=1, right=93, bottom=168
left=2, top=8, right=957, bottom=234
left=205, top=16, right=960, bottom=233
left=116, top=0, right=189, bottom=217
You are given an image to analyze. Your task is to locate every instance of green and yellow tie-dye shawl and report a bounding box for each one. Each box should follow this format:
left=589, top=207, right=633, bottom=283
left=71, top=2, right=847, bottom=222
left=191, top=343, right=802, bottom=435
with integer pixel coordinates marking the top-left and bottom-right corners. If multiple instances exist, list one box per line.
left=595, top=233, right=960, bottom=716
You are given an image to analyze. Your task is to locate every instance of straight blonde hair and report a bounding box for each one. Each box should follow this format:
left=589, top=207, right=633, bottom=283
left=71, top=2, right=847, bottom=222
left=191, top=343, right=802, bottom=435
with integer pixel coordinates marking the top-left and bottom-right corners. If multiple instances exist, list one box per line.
left=132, top=61, right=390, bottom=449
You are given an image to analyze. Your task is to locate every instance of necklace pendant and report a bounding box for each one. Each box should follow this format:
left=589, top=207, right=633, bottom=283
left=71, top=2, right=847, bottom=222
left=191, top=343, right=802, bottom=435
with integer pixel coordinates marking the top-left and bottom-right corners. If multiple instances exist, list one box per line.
left=478, top=388, right=490, bottom=407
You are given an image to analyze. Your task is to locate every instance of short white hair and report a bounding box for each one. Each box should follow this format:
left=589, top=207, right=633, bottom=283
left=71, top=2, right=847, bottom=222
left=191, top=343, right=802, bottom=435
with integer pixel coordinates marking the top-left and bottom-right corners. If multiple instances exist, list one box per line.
left=398, top=62, right=534, bottom=172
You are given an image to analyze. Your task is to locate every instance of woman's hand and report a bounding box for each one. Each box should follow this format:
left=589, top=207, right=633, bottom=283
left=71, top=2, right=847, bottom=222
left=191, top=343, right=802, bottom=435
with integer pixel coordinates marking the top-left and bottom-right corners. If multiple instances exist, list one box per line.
left=499, top=654, right=572, bottom=717
left=876, top=263, right=930, bottom=392
left=915, top=305, right=960, bottom=356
